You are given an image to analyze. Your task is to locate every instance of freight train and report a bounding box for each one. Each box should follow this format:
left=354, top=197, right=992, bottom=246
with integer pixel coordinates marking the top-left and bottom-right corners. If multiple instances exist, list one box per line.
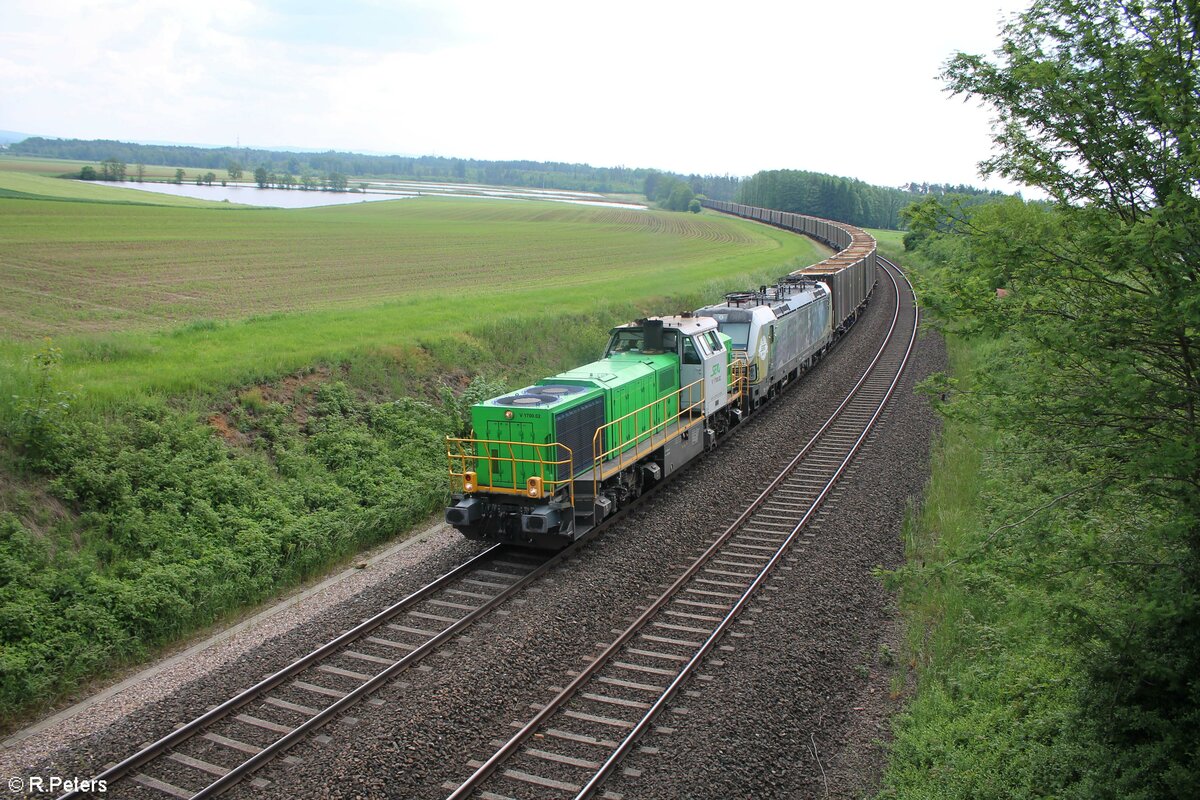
left=445, top=202, right=877, bottom=548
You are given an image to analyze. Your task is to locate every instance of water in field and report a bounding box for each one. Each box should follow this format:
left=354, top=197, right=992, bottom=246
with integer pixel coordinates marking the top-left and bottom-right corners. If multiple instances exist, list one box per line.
left=112, top=182, right=408, bottom=208
left=112, top=181, right=647, bottom=210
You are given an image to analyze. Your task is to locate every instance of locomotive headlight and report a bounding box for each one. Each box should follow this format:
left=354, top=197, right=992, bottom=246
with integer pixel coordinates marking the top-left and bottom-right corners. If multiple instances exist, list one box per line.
left=464, top=471, right=477, bottom=492
left=526, top=476, right=543, bottom=498
left=504, top=410, right=514, bottom=419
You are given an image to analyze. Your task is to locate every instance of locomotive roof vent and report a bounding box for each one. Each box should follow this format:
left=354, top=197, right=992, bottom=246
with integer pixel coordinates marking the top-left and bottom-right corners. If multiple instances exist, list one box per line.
left=494, top=394, right=554, bottom=407
left=525, top=384, right=589, bottom=398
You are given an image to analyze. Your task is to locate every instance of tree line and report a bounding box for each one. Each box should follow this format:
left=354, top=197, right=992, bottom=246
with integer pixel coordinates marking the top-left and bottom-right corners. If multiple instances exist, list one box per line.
left=736, top=169, right=1006, bottom=230
left=885, top=1, right=1200, bottom=797
left=21, top=136, right=1013, bottom=227
left=12, top=137, right=742, bottom=198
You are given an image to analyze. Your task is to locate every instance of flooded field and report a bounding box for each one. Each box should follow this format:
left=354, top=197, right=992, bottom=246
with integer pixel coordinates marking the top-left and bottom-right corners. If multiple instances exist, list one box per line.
left=116, top=180, right=647, bottom=209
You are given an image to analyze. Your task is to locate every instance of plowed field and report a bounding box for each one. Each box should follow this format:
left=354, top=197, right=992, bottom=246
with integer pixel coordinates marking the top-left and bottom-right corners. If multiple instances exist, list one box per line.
left=1, top=196, right=789, bottom=338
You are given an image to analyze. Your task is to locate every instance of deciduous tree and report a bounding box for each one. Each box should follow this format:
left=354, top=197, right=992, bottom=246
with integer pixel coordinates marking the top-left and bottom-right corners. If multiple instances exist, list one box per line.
left=929, top=1, right=1200, bottom=793
left=99, top=157, right=126, bottom=181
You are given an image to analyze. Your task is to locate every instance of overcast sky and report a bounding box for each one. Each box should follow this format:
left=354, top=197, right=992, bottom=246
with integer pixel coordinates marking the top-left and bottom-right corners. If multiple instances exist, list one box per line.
left=1, top=0, right=1034, bottom=192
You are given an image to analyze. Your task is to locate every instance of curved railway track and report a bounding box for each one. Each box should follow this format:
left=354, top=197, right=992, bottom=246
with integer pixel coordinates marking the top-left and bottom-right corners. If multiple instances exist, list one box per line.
left=54, top=210, right=914, bottom=800
left=442, top=256, right=917, bottom=800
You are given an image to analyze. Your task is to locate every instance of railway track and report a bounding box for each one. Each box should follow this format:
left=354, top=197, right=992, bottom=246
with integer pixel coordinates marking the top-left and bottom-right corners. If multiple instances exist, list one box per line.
left=54, top=252, right=908, bottom=799
left=442, top=256, right=917, bottom=800
left=59, top=545, right=562, bottom=800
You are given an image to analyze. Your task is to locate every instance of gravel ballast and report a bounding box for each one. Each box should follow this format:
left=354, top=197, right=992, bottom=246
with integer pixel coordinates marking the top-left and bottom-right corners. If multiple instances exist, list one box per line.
left=16, top=267, right=944, bottom=800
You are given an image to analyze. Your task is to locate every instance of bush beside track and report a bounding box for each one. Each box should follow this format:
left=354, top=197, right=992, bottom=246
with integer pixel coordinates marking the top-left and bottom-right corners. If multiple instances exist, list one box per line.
left=0, top=201, right=822, bottom=729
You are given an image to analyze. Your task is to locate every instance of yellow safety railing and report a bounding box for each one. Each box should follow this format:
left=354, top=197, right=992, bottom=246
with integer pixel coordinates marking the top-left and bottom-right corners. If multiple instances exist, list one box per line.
left=730, top=356, right=750, bottom=411
left=451, top=365, right=750, bottom=507
left=591, top=378, right=706, bottom=491
left=446, top=438, right=575, bottom=503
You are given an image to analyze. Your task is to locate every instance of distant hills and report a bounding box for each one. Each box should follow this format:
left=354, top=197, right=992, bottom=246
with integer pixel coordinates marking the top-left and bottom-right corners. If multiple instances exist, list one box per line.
left=0, top=130, right=35, bottom=145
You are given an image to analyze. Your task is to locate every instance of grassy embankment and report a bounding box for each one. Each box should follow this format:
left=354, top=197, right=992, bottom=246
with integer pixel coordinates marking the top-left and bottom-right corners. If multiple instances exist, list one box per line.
left=0, top=169, right=823, bottom=728
left=877, top=333, right=1079, bottom=798
left=878, top=238, right=1129, bottom=797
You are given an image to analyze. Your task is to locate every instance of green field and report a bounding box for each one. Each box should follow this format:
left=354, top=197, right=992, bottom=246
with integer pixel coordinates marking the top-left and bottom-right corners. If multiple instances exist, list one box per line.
left=0, top=155, right=205, bottom=182
left=0, top=170, right=238, bottom=207
left=867, top=227, right=905, bottom=262
left=0, top=164, right=826, bottom=724
left=1, top=179, right=817, bottom=406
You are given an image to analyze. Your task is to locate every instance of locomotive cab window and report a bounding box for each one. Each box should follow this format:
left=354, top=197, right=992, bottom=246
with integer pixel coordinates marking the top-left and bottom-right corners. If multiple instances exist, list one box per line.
left=722, top=322, right=750, bottom=350
left=681, top=336, right=702, bottom=365
left=704, top=331, right=723, bottom=352
left=607, top=329, right=644, bottom=354
left=607, top=328, right=678, bottom=356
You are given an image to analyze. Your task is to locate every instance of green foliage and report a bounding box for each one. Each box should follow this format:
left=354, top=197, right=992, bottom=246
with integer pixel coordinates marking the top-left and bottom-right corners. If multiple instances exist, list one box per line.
left=737, top=169, right=1005, bottom=229
left=98, top=158, right=125, bottom=182
left=887, top=2, right=1200, bottom=794
left=440, top=376, right=507, bottom=438
left=8, top=340, right=72, bottom=464
left=78, top=165, right=96, bottom=181
left=644, top=171, right=696, bottom=211
left=326, top=172, right=348, bottom=192
left=0, top=377, right=460, bottom=720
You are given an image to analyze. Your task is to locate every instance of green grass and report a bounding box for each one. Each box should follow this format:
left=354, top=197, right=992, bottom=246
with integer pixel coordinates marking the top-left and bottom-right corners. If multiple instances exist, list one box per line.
left=867, top=227, right=906, bottom=263
left=0, top=179, right=830, bottom=725
left=879, top=335, right=1079, bottom=799
left=0, top=170, right=239, bottom=207
left=0, top=195, right=817, bottom=408
left=0, top=154, right=216, bottom=182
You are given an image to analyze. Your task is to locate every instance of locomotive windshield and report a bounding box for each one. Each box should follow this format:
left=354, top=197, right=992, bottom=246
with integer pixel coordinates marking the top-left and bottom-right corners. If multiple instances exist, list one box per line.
left=606, top=327, right=678, bottom=356
left=720, top=322, right=751, bottom=350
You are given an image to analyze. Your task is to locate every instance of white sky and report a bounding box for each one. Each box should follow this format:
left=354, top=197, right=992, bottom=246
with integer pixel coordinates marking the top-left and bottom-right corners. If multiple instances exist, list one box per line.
left=0, top=0, right=1033, bottom=192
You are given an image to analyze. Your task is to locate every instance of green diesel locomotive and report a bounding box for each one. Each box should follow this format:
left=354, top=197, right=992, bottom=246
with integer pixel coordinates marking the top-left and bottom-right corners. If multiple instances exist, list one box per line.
left=446, top=316, right=740, bottom=548
left=445, top=204, right=877, bottom=548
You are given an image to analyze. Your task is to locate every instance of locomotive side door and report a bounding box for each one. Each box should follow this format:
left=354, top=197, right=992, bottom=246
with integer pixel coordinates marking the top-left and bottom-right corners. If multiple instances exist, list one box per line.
left=680, top=333, right=727, bottom=417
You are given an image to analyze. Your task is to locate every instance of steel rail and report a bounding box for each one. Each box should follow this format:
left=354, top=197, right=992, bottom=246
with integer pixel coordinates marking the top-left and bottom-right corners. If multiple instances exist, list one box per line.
left=60, top=542, right=538, bottom=800
left=573, top=256, right=917, bottom=798
left=444, top=258, right=917, bottom=800
left=68, top=358, right=786, bottom=800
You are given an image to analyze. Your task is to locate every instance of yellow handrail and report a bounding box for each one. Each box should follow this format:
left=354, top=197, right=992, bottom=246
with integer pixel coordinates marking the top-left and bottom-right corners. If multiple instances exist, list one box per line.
left=451, top=363, right=750, bottom=509
left=730, top=356, right=750, bottom=411
left=446, top=437, right=575, bottom=503
left=590, top=377, right=705, bottom=494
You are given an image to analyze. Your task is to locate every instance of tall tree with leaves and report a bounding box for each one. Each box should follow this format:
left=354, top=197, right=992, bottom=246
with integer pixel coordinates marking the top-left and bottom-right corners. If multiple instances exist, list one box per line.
left=928, top=1, right=1200, bottom=794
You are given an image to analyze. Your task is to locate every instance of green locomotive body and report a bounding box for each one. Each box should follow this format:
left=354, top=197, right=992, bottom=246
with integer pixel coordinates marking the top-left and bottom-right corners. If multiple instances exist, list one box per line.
left=447, top=316, right=742, bottom=548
